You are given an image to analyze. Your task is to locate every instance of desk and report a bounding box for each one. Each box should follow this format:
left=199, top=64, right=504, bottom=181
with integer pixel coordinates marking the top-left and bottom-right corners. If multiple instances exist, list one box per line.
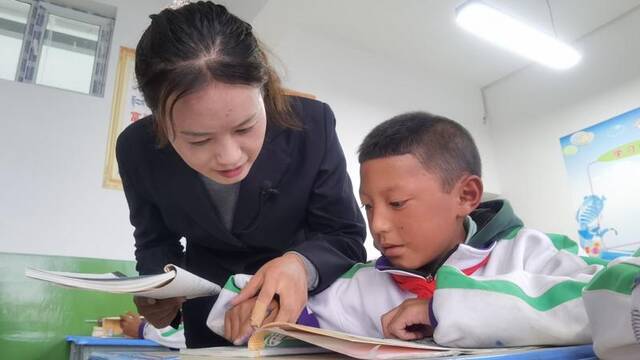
left=88, top=352, right=179, bottom=360
left=67, top=336, right=173, bottom=360
left=459, top=344, right=595, bottom=359
left=86, top=344, right=595, bottom=359
left=89, top=352, right=343, bottom=360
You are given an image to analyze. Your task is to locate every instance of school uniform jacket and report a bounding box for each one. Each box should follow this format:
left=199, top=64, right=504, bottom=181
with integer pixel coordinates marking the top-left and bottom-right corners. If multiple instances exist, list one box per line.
left=116, top=96, right=367, bottom=348
left=209, top=200, right=640, bottom=352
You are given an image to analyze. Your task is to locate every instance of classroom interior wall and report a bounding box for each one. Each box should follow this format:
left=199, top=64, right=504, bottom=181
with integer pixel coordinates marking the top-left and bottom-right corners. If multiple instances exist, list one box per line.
left=249, top=4, right=502, bottom=258
left=484, top=7, right=640, bottom=239
left=1, top=0, right=501, bottom=260
left=3, top=0, right=637, bottom=262
left=0, top=0, right=167, bottom=260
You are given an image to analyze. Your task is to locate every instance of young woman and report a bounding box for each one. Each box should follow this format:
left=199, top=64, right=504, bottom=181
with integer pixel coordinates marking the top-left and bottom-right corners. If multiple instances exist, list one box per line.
left=116, top=1, right=366, bottom=348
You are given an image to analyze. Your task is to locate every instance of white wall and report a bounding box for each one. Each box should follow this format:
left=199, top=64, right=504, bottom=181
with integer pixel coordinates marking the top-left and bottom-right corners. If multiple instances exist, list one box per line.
left=0, top=0, right=167, bottom=260
left=252, top=5, right=502, bottom=258
left=485, top=7, right=640, bottom=237
left=1, top=0, right=502, bottom=261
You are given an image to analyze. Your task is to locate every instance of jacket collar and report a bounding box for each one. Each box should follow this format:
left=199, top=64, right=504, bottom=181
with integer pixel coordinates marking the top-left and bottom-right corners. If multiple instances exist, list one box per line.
left=232, top=120, right=292, bottom=234
left=467, top=200, right=523, bottom=249
left=375, top=199, right=522, bottom=278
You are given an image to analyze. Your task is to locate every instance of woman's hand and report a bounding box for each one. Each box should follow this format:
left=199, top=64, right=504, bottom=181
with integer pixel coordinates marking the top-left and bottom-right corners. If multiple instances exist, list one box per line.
left=381, top=298, right=433, bottom=340
left=224, top=298, right=279, bottom=344
left=133, top=296, right=185, bottom=328
left=231, top=253, right=309, bottom=327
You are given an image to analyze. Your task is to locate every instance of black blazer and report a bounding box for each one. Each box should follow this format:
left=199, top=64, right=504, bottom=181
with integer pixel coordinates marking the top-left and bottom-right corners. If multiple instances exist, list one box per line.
left=116, top=97, right=367, bottom=347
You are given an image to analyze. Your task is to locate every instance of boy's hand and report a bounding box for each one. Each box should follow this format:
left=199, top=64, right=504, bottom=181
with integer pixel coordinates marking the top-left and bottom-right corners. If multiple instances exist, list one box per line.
left=120, top=311, right=143, bottom=338
left=224, top=297, right=279, bottom=345
left=381, top=298, right=433, bottom=340
left=133, top=296, right=185, bottom=328
left=231, top=253, right=308, bottom=327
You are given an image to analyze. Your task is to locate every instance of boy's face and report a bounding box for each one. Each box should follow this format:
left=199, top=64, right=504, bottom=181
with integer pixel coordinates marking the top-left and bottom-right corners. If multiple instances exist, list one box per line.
left=359, top=154, right=468, bottom=269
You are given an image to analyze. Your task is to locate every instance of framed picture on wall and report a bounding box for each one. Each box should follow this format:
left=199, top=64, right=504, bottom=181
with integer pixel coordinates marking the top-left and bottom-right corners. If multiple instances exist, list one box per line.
left=102, top=47, right=151, bottom=190
left=559, top=107, right=640, bottom=257
left=102, top=46, right=316, bottom=190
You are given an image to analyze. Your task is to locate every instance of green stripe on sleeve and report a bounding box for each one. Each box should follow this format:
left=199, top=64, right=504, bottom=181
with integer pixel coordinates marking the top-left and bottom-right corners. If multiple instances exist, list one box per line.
left=223, top=275, right=242, bottom=294
left=502, top=226, right=522, bottom=240
left=160, top=324, right=183, bottom=337
left=545, top=233, right=579, bottom=254
left=584, top=262, right=640, bottom=295
left=436, top=265, right=587, bottom=311
left=580, top=256, right=609, bottom=266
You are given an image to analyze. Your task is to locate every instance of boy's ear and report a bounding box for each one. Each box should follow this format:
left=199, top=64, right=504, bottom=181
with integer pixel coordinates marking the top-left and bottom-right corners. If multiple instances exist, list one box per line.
left=456, top=175, right=483, bottom=216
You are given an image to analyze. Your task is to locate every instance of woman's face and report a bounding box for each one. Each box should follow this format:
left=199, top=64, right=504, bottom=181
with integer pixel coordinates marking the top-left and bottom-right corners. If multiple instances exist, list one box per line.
left=168, top=81, right=267, bottom=184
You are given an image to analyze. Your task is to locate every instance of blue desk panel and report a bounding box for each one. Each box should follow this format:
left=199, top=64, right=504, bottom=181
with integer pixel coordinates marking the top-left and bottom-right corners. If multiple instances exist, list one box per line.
left=67, top=336, right=162, bottom=347
left=87, top=344, right=596, bottom=359
left=66, top=336, right=172, bottom=360
left=89, top=352, right=179, bottom=360
left=460, top=344, right=596, bottom=359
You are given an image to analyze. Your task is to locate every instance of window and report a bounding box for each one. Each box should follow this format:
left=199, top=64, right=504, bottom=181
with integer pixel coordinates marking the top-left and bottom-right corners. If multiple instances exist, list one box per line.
left=1, top=0, right=114, bottom=96
left=0, top=0, right=30, bottom=81
left=37, top=13, right=100, bottom=93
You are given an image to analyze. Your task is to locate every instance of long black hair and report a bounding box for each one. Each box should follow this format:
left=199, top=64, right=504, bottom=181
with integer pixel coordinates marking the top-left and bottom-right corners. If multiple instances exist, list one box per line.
left=135, top=1, right=299, bottom=145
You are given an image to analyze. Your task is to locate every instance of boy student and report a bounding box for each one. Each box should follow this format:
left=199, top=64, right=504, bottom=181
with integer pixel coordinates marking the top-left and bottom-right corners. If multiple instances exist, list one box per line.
left=208, top=112, right=640, bottom=357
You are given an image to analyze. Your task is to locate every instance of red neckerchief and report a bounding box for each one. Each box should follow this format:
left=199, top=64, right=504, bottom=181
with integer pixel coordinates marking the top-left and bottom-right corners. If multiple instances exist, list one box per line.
left=391, top=255, right=490, bottom=299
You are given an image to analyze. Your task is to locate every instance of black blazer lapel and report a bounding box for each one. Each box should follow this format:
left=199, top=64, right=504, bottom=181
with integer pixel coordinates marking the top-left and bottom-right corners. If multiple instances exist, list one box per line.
left=232, top=122, right=292, bottom=235
left=160, top=146, right=243, bottom=246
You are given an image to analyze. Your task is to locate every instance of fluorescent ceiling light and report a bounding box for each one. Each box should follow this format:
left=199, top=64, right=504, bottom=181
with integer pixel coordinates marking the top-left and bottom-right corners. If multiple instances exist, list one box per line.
left=455, top=1, right=581, bottom=70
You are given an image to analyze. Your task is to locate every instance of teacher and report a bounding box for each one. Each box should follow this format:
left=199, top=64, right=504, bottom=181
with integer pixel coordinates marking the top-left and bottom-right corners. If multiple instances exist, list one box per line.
left=116, top=1, right=367, bottom=348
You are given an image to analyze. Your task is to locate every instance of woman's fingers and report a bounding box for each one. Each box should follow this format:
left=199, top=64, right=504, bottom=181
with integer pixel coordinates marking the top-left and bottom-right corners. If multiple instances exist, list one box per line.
left=232, top=273, right=264, bottom=306
left=251, top=284, right=277, bottom=327
left=234, top=299, right=279, bottom=345
left=273, top=288, right=305, bottom=323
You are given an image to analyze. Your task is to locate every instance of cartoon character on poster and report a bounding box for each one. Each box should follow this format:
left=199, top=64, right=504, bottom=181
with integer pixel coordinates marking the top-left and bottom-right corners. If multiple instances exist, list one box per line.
left=560, top=108, right=640, bottom=257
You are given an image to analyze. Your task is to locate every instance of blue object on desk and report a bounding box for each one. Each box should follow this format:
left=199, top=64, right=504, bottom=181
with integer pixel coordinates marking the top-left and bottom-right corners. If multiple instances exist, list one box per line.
left=88, top=351, right=179, bottom=360
left=459, top=344, right=596, bottom=359
left=601, top=250, right=633, bottom=261
left=67, top=336, right=173, bottom=360
left=83, top=344, right=596, bottom=360
left=67, top=336, right=163, bottom=347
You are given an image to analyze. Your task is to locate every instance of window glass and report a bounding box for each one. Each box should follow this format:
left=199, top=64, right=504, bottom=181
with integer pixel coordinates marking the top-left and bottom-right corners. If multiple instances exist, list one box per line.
left=0, top=0, right=31, bottom=81
left=35, top=13, right=99, bottom=93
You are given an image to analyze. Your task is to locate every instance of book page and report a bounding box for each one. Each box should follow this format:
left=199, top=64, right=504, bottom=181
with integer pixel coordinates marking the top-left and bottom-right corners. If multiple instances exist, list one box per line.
left=25, top=264, right=221, bottom=299
left=251, top=323, right=540, bottom=359
left=133, top=264, right=221, bottom=299
left=251, top=327, right=461, bottom=359
left=24, top=267, right=174, bottom=293
left=256, top=322, right=455, bottom=351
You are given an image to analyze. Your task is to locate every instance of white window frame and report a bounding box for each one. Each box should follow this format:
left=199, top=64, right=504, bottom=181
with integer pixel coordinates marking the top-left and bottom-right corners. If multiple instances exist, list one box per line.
left=12, top=0, right=114, bottom=96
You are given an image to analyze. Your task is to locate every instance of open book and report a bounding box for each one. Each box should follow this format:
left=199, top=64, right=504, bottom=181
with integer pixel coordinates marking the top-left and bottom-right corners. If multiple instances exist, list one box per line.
left=25, top=264, right=221, bottom=299
left=181, top=322, right=536, bottom=359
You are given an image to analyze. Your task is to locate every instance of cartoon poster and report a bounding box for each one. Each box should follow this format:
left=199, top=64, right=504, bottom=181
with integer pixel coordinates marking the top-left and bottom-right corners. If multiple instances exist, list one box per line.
left=560, top=107, right=640, bottom=256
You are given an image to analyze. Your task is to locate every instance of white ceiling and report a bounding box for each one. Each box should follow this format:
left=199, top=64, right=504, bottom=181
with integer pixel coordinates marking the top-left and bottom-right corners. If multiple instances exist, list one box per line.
left=222, top=0, right=640, bottom=87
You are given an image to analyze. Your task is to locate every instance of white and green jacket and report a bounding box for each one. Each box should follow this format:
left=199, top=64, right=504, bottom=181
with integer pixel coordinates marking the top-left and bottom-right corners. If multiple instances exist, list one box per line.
left=142, top=322, right=185, bottom=349
left=207, top=200, right=640, bottom=357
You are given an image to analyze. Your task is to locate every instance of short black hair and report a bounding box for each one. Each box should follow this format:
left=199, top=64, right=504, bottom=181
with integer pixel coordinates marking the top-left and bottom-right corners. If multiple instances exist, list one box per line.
left=358, top=112, right=481, bottom=191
